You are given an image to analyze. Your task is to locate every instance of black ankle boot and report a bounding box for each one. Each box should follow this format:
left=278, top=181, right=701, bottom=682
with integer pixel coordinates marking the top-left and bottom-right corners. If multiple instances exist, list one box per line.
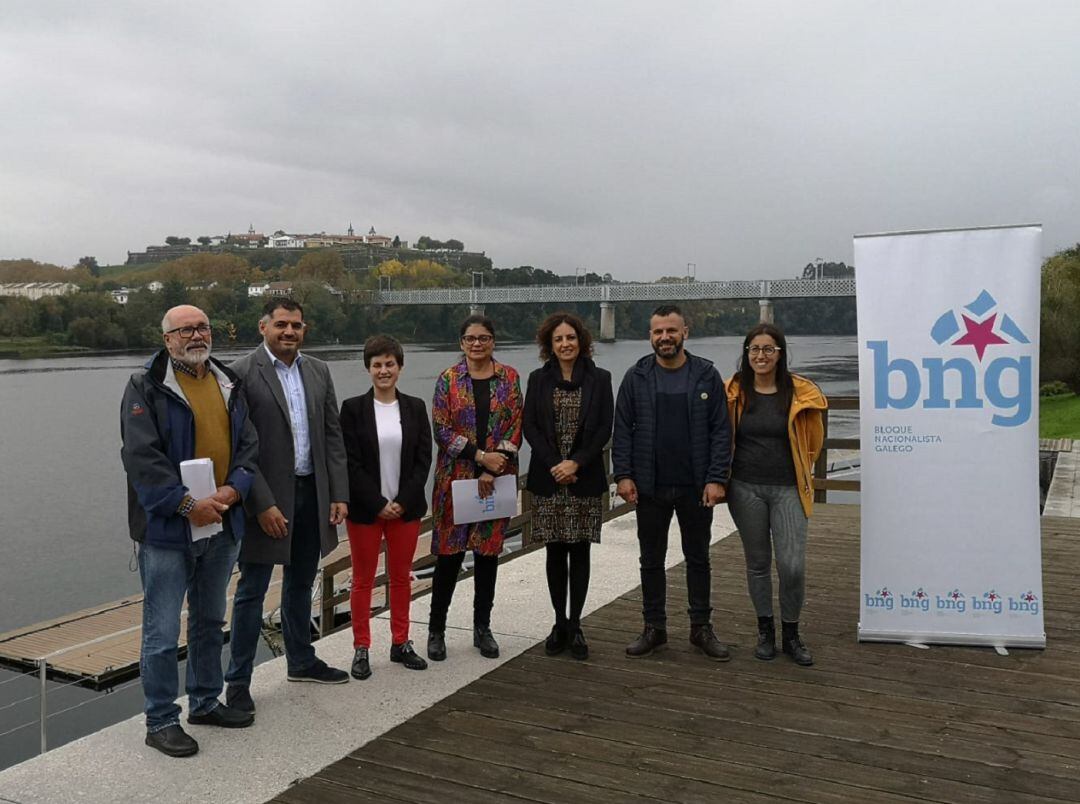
left=427, top=630, right=447, bottom=661
left=545, top=624, right=568, bottom=656
left=474, top=625, right=500, bottom=658
left=351, top=647, right=372, bottom=680
left=569, top=628, right=589, bottom=661
left=755, top=616, right=777, bottom=661
left=781, top=621, right=813, bottom=666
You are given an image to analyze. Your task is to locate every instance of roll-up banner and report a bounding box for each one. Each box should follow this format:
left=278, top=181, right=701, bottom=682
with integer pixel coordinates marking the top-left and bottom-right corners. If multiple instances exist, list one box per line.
left=855, top=225, right=1044, bottom=648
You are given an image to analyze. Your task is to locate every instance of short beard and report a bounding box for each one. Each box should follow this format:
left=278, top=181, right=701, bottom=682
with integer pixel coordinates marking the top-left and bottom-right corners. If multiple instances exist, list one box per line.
left=652, top=338, right=684, bottom=357
left=173, top=341, right=211, bottom=368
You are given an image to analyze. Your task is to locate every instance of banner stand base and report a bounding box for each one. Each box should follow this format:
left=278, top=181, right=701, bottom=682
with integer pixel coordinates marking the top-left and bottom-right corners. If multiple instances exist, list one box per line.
left=858, top=626, right=1045, bottom=650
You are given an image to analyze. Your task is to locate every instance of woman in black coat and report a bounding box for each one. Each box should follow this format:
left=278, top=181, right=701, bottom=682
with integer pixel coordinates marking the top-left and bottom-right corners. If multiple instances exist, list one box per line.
left=340, top=335, right=432, bottom=680
left=523, top=313, right=614, bottom=660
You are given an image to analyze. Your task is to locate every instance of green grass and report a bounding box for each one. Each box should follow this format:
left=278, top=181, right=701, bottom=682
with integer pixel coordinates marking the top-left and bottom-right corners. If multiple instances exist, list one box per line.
left=1040, top=392, right=1080, bottom=439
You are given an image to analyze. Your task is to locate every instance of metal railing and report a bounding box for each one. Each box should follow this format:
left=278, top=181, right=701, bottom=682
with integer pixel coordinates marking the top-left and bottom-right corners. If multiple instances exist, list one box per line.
left=368, top=277, right=856, bottom=307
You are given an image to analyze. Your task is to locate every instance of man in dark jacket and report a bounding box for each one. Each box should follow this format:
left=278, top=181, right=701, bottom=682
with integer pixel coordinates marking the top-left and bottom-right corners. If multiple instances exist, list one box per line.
left=613, top=305, right=732, bottom=661
left=224, top=299, right=350, bottom=714
left=120, top=305, right=259, bottom=758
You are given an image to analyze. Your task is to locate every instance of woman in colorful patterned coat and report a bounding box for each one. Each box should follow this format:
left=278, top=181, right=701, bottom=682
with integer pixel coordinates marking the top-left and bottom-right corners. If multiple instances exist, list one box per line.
left=427, top=314, right=523, bottom=662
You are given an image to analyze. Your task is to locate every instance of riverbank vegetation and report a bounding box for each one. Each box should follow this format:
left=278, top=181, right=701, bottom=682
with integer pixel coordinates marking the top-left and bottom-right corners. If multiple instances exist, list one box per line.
left=1040, top=244, right=1080, bottom=394
left=1, top=254, right=856, bottom=352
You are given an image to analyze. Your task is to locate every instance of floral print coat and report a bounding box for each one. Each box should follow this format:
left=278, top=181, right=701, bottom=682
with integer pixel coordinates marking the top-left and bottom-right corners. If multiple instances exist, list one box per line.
left=431, top=358, right=523, bottom=555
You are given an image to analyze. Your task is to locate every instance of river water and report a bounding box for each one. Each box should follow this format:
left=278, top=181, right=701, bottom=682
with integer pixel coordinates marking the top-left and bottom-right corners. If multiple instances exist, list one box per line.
left=0, top=334, right=857, bottom=768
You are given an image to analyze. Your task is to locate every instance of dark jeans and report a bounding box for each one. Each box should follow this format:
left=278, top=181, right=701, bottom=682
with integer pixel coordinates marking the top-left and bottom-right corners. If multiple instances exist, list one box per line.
left=226, top=475, right=321, bottom=685
left=635, top=486, right=714, bottom=628
left=428, top=551, right=498, bottom=632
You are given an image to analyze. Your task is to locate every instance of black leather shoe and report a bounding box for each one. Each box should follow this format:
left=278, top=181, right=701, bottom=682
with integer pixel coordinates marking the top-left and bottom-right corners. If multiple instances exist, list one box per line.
left=225, top=684, right=255, bottom=714
left=625, top=625, right=667, bottom=658
left=544, top=625, right=568, bottom=656
left=473, top=625, right=500, bottom=658
left=569, top=629, right=589, bottom=661
left=755, top=620, right=777, bottom=661
left=288, top=659, right=349, bottom=684
left=391, top=640, right=428, bottom=670
left=427, top=630, right=447, bottom=661
left=783, top=636, right=814, bottom=666
left=351, top=647, right=372, bottom=680
left=145, top=724, right=199, bottom=757
left=187, top=702, right=254, bottom=729
left=690, top=623, right=732, bottom=662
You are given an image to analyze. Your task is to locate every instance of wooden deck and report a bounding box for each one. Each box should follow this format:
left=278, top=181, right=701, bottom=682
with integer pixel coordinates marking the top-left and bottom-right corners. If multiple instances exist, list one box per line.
left=0, top=538, right=406, bottom=687
left=272, top=504, right=1080, bottom=804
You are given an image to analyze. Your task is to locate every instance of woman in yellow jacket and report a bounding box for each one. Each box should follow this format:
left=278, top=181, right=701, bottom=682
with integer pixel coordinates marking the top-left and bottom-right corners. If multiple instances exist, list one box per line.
left=726, top=323, right=827, bottom=666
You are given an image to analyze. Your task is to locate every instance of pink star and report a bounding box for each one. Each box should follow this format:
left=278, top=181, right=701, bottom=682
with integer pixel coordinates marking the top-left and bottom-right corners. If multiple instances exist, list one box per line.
left=953, top=314, right=1007, bottom=361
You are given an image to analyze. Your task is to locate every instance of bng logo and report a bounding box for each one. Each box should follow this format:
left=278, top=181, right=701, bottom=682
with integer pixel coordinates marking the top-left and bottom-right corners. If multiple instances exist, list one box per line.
left=864, top=587, right=893, bottom=611
left=867, top=290, right=1032, bottom=427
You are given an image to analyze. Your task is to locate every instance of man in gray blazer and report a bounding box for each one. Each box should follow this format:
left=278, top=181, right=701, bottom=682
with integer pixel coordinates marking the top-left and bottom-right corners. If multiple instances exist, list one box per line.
left=225, top=298, right=350, bottom=713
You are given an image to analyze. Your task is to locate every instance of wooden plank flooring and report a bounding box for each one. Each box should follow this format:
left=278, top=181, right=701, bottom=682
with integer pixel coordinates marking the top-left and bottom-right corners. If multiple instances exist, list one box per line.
left=0, top=538, right=402, bottom=686
left=272, top=505, right=1080, bottom=804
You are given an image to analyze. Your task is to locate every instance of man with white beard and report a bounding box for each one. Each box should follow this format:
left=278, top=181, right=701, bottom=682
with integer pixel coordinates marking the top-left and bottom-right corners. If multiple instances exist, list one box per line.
left=120, top=304, right=259, bottom=757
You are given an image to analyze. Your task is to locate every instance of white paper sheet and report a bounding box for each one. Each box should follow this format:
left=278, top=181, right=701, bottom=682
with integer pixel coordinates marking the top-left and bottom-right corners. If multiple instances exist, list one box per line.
left=179, top=458, right=222, bottom=542
left=451, top=475, right=518, bottom=525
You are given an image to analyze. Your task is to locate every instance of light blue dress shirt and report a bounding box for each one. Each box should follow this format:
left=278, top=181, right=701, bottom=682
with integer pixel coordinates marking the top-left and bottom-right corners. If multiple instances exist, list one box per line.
left=264, top=343, right=313, bottom=476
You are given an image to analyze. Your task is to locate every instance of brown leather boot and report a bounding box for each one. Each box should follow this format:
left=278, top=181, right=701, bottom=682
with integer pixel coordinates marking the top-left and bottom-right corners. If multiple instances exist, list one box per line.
left=625, top=624, right=667, bottom=657
left=690, top=623, right=732, bottom=662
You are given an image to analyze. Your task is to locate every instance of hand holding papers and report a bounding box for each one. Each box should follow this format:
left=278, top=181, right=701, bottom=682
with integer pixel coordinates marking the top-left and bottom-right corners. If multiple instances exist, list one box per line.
left=179, top=458, right=223, bottom=541
left=451, top=475, right=517, bottom=525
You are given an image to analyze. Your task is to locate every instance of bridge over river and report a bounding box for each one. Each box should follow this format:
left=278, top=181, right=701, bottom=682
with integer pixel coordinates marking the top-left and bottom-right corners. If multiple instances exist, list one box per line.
left=367, top=277, right=856, bottom=340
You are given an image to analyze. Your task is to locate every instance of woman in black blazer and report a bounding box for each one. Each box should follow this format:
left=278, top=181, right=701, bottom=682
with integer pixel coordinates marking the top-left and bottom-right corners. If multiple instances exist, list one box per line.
left=523, top=313, right=614, bottom=660
left=340, top=335, right=433, bottom=680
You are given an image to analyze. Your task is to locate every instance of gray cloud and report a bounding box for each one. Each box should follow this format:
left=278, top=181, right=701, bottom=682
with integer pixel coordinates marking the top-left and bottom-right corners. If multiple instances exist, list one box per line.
left=1, top=1, right=1078, bottom=278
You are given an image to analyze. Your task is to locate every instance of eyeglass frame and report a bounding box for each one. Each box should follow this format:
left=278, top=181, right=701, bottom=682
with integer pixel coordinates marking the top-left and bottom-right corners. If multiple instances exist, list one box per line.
left=461, top=334, right=494, bottom=345
left=165, top=324, right=212, bottom=339
left=746, top=345, right=781, bottom=356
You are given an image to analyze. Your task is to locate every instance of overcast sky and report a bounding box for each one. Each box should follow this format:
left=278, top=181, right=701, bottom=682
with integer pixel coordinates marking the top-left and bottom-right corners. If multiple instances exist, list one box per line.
left=1, top=1, right=1077, bottom=280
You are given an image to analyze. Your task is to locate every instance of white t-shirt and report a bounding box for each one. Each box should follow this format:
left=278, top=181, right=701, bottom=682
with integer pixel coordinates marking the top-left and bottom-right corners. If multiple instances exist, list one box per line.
left=374, top=398, right=403, bottom=502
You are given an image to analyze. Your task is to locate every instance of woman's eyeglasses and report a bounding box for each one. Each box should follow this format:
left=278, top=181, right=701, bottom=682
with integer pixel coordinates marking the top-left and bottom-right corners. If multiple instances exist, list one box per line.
left=747, top=345, right=780, bottom=356
left=462, top=334, right=493, bottom=345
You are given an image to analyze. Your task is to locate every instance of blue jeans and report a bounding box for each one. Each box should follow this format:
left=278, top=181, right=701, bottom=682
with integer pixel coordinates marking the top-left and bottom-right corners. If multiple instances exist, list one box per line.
left=226, top=476, right=321, bottom=685
left=138, top=531, right=241, bottom=733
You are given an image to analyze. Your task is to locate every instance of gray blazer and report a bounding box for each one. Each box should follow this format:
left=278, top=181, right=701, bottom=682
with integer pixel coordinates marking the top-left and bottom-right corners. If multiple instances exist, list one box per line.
left=231, top=346, right=349, bottom=564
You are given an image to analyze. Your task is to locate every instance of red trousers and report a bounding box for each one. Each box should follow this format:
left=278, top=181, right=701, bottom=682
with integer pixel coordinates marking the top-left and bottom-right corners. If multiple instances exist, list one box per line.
left=346, top=517, right=421, bottom=648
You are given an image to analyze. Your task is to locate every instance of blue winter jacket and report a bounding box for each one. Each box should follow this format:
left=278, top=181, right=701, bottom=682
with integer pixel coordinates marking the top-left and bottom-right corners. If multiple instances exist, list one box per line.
left=612, top=351, right=732, bottom=497
left=120, top=349, right=259, bottom=549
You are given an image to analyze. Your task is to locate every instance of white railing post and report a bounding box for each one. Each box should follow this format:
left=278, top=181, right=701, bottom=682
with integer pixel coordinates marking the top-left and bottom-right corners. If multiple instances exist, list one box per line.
left=38, top=658, right=47, bottom=753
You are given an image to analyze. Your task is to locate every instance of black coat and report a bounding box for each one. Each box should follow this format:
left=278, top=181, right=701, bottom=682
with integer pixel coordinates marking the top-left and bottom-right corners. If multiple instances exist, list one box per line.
left=340, top=389, right=433, bottom=524
left=523, top=359, right=614, bottom=498
left=612, top=351, right=731, bottom=497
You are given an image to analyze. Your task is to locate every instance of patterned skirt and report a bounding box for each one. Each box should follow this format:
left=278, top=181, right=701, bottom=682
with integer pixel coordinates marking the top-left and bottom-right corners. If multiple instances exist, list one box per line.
left=531, top=489, right=602, bottom=544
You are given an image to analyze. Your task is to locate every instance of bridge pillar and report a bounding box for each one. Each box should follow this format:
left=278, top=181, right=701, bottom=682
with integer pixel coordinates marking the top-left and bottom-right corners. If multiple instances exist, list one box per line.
left=758, top=299, right=774, bottom=324
left=599, top=302, right=616, bottom=342
left=469, top=303, right=485, bottom=316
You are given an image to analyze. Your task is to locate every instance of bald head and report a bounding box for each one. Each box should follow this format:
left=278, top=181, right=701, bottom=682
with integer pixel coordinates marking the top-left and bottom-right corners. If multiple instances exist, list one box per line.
left=162, top=304, right=207, bottom=333
left=162, top=305, right=212, bottom=369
